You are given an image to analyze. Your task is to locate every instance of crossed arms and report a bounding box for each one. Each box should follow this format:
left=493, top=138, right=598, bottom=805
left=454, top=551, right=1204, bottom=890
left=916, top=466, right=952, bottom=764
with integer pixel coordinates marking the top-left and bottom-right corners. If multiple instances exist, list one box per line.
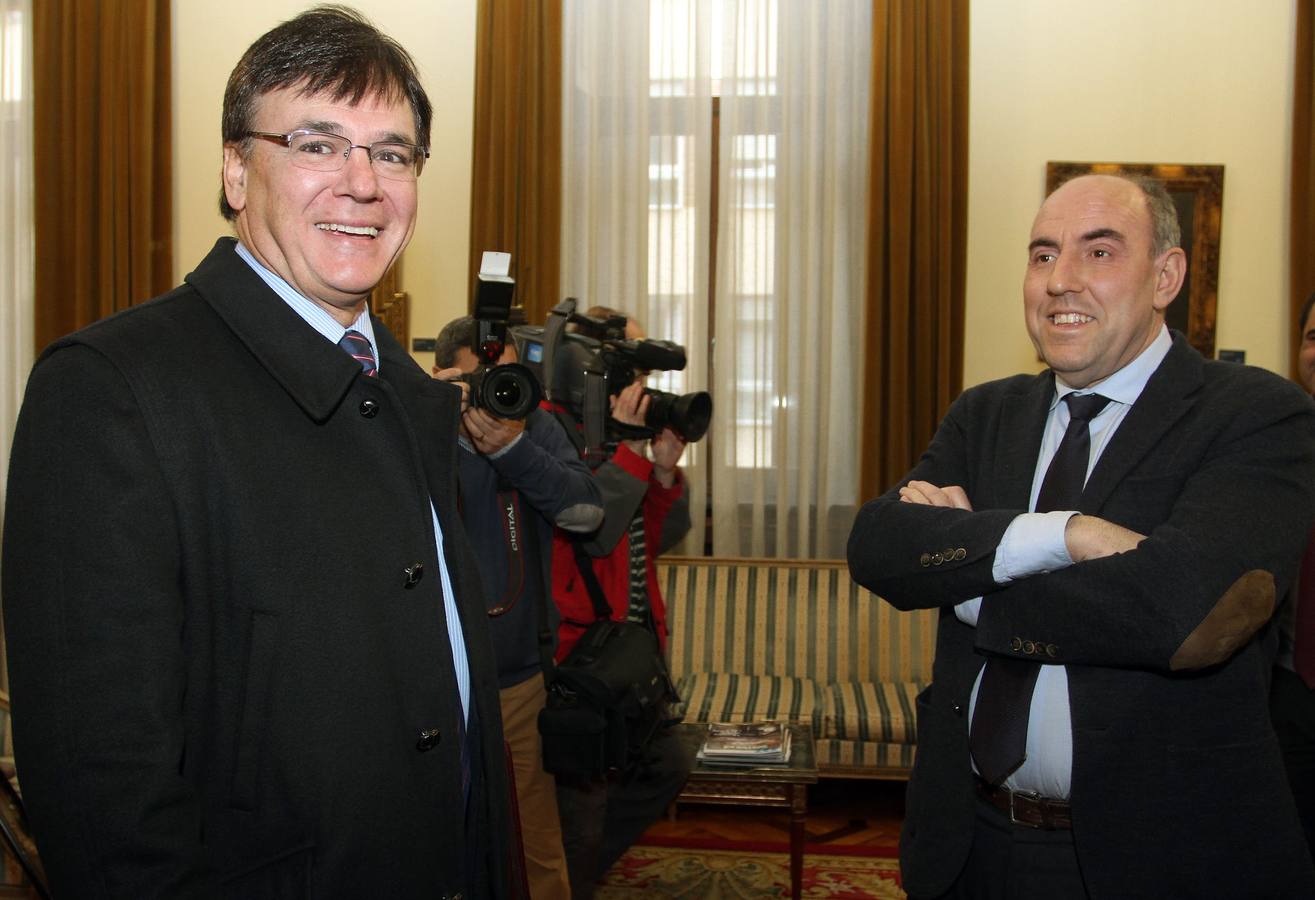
left=848, top=373, right=1315, bottom=673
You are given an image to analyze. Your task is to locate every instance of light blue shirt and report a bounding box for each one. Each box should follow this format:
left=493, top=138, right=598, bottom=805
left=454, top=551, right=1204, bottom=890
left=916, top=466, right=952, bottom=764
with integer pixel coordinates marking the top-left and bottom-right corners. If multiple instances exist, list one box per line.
left=235, top=242, right=470, bottom=720
left=955, top=325, right=1173, bottom=797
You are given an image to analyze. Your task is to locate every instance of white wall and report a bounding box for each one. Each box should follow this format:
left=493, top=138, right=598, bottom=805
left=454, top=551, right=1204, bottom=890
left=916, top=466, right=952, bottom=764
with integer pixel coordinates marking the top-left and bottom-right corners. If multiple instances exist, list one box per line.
left=172, top=1, right=478, bottom=360
left=965, top=0, right=1297, bottom=386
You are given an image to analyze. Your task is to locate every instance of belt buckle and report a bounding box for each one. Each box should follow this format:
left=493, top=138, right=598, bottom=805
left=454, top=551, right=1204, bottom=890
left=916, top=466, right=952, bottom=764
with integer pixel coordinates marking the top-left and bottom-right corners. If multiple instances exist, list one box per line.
left=1007, top=786, right=1042, bottom=828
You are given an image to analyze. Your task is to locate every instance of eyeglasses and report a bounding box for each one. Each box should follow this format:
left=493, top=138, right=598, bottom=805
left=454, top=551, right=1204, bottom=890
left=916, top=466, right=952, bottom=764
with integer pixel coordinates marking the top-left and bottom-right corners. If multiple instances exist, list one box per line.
left=244, top=130, right=429, bottom=181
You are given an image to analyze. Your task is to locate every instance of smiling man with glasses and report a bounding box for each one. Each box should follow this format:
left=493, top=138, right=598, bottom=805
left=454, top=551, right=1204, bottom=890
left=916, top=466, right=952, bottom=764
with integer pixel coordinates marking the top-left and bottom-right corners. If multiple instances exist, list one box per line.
left=3, top=6, right=511, bottom=899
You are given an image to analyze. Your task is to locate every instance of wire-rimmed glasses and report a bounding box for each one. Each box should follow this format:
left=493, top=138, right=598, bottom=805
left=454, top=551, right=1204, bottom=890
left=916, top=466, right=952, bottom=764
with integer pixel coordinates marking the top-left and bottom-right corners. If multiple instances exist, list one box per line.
left=244, top=130, right=429, bottom=181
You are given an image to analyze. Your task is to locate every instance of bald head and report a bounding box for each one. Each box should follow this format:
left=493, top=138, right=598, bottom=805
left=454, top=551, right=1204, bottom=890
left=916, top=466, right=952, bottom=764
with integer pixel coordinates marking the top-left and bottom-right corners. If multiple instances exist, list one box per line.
left=1044, top=174, right=1181, bottom=259
left=1023, top=173, right=1187, bottom=388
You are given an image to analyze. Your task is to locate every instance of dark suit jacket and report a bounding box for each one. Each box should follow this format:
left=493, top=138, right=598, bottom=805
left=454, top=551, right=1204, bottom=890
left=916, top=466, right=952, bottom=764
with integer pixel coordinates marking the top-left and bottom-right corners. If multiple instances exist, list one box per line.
left=2, top=238, right=511, bottom=899
left=848, top=333, right=1315, bottom=899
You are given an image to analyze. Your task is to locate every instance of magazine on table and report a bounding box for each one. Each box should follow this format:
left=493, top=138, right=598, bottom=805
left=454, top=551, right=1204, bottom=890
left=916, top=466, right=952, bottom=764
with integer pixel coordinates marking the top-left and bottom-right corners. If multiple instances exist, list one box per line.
left=696, top=721, right=792, bottom=766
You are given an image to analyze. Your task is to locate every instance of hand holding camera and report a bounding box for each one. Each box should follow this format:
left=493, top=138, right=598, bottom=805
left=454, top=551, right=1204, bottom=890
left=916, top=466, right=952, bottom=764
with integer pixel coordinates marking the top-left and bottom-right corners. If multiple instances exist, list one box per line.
left=610, top=382, right=651, bottom=456
left=463, top=406, right=525, bottom=455
left=610, top=383, right=685, bottom=485
left=650, top=428, right=686, bottom=487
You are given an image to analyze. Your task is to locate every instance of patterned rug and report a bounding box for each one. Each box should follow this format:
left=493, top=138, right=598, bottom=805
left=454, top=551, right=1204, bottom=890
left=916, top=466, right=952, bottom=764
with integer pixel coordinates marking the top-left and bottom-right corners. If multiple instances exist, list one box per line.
left=596, top=837, right=906, bottom=899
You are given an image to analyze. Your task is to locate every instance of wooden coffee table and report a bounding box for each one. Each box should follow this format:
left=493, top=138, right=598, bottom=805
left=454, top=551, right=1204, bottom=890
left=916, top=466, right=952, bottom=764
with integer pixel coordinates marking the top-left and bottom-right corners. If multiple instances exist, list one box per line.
left=672, top=722, right=819, bottom=900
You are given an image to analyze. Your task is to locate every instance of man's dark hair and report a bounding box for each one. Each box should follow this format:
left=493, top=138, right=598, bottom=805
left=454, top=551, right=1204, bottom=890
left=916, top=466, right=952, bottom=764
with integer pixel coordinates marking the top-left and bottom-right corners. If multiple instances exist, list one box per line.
left=1300, top=292, right=1315, bottom=334
left=435, top=316, right=475, bottom=370
left=218, top=5, right=433, bottom=221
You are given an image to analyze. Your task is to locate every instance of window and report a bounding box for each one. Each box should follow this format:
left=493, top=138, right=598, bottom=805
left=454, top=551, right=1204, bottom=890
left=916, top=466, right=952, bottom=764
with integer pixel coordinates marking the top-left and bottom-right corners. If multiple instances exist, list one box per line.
left=563, top=0, right=869, bottom=556
left=646, top=1, right=782, bottom=469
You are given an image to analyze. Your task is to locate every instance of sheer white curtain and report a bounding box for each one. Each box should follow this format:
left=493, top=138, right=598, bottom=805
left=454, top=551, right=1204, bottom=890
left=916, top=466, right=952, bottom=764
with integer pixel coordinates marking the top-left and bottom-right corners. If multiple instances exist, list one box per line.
left=561, top=0, right=869, bottom=558
left=1, top=0, right=34, bottom=524
left=714, top=1, right=869, bottom=557
left=561, top=0, right=714, bottom=554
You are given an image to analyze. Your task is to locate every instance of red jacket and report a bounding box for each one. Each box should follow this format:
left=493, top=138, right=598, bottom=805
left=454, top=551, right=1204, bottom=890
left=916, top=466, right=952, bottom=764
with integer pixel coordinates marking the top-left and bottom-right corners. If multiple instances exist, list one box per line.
left=551, top=441, right=686, bottom=661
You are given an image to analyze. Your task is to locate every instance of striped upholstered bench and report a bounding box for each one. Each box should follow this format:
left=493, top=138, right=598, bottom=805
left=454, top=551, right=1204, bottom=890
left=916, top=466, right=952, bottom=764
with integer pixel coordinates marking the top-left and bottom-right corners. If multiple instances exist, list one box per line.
left=658, top=556, right=937, bottom=779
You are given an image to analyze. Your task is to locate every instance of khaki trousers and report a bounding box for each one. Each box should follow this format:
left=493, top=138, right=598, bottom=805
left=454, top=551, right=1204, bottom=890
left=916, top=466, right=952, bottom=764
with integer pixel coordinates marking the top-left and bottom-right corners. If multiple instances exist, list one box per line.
left=501, top=675, right=572, bottom=899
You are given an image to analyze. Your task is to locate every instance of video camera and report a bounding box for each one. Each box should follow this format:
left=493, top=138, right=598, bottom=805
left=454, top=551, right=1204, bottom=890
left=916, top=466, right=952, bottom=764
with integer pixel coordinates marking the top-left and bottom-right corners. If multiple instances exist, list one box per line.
left=461, top=252, right=542, bottom=420
left=511, top=298, right=712, bottom=460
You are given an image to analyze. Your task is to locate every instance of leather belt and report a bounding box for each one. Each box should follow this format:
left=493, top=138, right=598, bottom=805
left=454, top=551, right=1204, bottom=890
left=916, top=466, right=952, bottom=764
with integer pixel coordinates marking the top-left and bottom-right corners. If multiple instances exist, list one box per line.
left=974, top=776, right=1072, bottom=830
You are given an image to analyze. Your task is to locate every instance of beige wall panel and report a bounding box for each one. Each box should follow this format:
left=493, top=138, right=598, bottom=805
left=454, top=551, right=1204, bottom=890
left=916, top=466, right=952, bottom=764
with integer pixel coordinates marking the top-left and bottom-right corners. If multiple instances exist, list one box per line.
left=966, top=0, right=1297, bottom=385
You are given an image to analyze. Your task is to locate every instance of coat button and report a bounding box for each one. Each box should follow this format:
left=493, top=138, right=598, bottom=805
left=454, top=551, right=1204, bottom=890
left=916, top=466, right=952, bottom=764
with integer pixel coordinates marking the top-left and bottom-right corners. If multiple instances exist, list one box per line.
left=1045, top=643, right=1058, bottom=658
left=919, top=552, right=931, bottom=567
left=404, top=563, right=424, bottom=588
left=1022, top=640, right=1036, bottom=655
left=417, top=728, right=441, bottom=751
left=1010, top=636, right=1023, bottom=651
left=931, top=552, right=944, bottom=565
left=359, top=399, right=379, bottom=418
left=954, top=548, right=967, bottom=561
left=942, top=548, right=956, bottom=562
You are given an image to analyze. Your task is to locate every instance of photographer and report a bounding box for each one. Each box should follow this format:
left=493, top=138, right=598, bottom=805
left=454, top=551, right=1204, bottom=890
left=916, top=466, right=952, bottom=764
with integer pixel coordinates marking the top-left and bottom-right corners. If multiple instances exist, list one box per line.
left=434, top=315, right=603, bottom=900
left=549, top=307, right=693, bottom=898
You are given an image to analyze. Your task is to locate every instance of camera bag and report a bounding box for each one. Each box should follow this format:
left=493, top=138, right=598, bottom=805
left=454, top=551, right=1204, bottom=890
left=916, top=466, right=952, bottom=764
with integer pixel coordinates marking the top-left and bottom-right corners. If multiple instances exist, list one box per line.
left=537, top=544, right=677, bottom=778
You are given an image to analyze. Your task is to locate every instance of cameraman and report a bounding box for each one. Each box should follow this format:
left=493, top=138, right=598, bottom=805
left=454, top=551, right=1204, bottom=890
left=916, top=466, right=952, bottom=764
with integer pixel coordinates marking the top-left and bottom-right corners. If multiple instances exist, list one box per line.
left=434, top=315, right=603, bottom=900
left=550, top=307, right=693, bottom=898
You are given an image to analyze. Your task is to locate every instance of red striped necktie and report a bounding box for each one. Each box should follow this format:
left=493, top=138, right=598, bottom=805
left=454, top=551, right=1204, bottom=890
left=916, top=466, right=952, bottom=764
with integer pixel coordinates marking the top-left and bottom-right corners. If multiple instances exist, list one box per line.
left=338, top=329, right=377, bottom=376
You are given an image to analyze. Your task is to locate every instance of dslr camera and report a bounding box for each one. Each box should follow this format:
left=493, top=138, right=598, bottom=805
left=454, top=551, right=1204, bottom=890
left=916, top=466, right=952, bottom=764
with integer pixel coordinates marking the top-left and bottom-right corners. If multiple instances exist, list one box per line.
left=511, top=298, right=712, bottom=459
left=461, top=253, right=542, bottom=420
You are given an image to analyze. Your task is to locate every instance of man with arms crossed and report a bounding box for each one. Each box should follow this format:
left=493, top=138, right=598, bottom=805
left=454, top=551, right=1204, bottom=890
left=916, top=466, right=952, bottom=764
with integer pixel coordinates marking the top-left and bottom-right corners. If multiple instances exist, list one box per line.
left=3, top=7, right=508, bottom=898
left=848, top=174, right=1315, bottom=898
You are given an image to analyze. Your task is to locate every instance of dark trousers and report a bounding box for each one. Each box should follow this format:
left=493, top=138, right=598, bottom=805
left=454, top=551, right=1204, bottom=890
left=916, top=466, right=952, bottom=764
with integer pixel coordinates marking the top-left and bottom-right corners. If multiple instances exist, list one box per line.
left=555, top=726, right=690, bottom=899
left=464, top=703, right=486, bottom=900
left=1272, top=665, right=1315, bottom=861
left=917, top=797, right=1089, bottom=900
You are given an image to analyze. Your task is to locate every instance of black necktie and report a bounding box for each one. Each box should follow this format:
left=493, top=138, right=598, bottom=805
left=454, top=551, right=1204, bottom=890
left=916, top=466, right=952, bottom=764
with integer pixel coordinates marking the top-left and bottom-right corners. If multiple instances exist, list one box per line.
left=338, top=329, right=377, bottom=376
left=970, top=392, right=1111, bottom=785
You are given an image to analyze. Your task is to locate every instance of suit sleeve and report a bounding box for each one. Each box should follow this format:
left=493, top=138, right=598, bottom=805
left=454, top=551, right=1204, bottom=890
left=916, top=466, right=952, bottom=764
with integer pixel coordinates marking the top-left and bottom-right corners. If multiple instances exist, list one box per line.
left=850, top=374, right=1315, bottom=673
left=1, top=345, right=218, bottom=898
left=488, top=409, right=603, bottom=533
left=977, top=385, right=1315, bottom=671
left=847, top=388, right=1023, bottom=608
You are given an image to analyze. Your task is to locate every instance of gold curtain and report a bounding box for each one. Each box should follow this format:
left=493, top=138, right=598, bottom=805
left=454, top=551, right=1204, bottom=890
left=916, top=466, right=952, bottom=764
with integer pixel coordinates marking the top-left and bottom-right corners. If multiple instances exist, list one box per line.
left=859, top=0, right=969, bottom=501
left=1292, top=0, right=1315, bottom=378
left=468, top=0, right=562, bottom=326
left=32, top=0, right=172, bottom=353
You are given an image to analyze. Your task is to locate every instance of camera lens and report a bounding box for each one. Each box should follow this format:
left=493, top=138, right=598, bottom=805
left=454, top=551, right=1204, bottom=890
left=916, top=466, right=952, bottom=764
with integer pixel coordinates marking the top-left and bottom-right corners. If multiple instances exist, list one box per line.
left=644, top=389, right=712, bottom=442
left=477, top=363, right=543, bottom=420
left=492, top=379, right=523, bottom=409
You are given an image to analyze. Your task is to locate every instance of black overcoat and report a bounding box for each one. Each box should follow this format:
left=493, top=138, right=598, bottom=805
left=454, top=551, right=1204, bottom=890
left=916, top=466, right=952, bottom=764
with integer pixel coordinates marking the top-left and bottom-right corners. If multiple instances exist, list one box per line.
left=3, top=238, right=511, bottom=899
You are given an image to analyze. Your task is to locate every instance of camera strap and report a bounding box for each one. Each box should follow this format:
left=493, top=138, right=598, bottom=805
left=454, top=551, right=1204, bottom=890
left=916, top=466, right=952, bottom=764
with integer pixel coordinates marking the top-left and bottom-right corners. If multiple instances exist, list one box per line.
left=541, top=298, right=575, bottom=405
left=484, top=483, right=557, bottom=688
left=485, top=487, right=527, bottom=617
left=581, top=369, right=610, bottom=466
left=571, top=540, right=616, bottom=624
